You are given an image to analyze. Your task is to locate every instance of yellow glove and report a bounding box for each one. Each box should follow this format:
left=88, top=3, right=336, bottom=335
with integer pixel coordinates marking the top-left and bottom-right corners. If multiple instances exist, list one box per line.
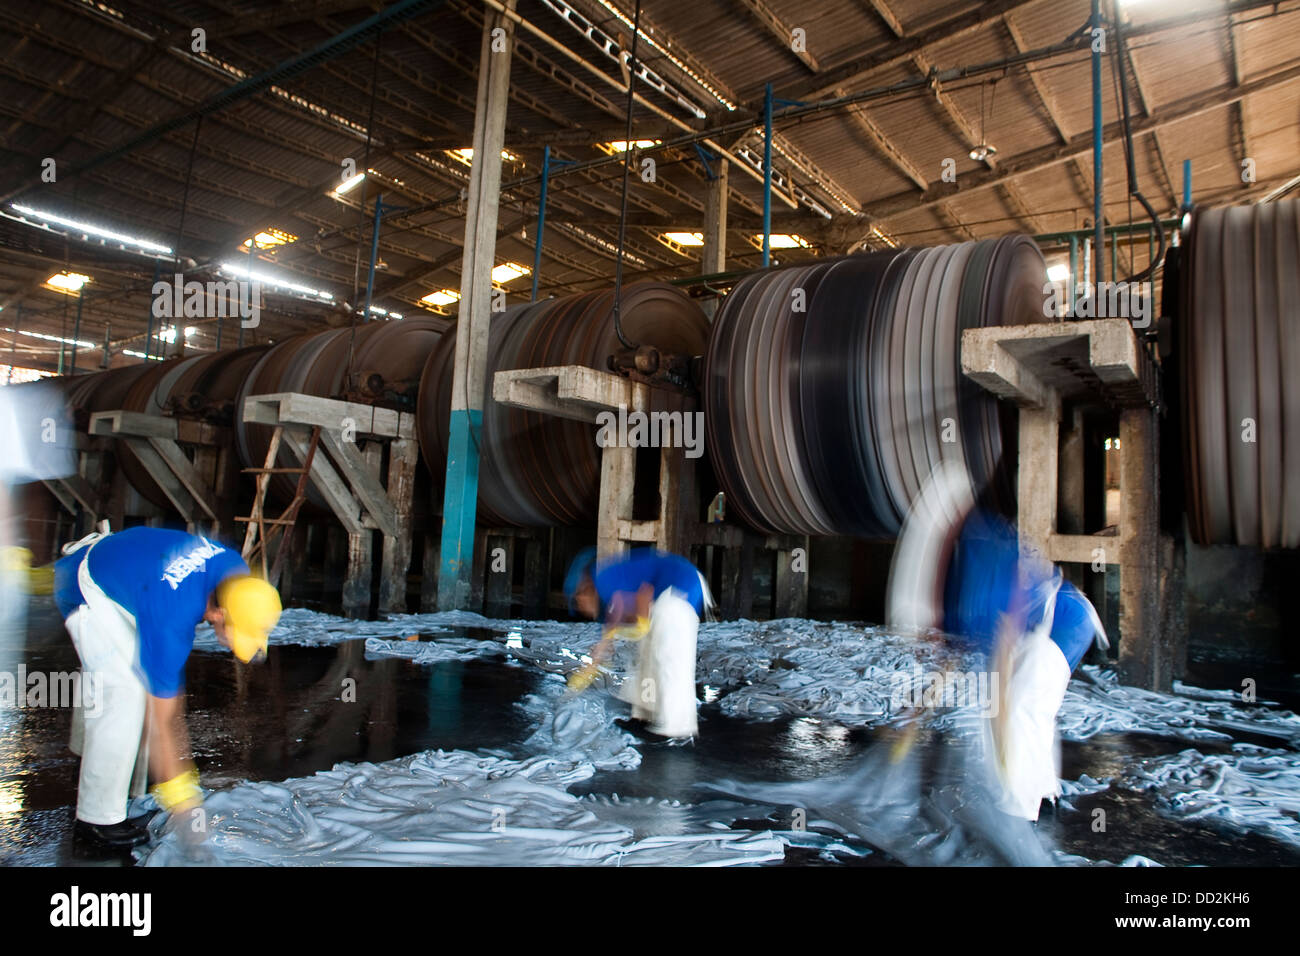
left=152, top=767, right=202, bottom=813
left=607, top=616, right=650, bottom=642
left=567, top=662, right=602, bottom=693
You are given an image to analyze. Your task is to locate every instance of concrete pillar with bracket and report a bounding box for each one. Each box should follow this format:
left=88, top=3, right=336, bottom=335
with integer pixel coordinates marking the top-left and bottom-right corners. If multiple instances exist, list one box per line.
left=438, top=0, right=516, bottom=610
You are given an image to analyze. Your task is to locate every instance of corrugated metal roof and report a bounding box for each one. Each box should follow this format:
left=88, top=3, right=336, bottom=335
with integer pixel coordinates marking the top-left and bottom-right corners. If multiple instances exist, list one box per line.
left=0, top=0, right=1295, bottom=363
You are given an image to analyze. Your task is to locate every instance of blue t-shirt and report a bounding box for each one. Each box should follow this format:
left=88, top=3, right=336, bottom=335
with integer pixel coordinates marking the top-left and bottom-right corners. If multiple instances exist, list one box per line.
left=943, top=511, right=1101, bottom=672
left=593, top=550, right=705, bottom=616
left=54, top=528, right=248, bottom=697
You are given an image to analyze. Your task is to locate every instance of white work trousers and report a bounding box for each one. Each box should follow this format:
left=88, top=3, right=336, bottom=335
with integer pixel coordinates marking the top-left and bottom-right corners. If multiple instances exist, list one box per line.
left=65, top=554, right=149, bottom=825
left=992, top=628, right=1072, bottom=821
left=621, top=588, right=699, bottom=738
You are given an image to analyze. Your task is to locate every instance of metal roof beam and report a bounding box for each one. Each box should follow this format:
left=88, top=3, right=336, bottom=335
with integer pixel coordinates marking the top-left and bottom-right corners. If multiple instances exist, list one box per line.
left=864, top=59, right=1300, bottom=221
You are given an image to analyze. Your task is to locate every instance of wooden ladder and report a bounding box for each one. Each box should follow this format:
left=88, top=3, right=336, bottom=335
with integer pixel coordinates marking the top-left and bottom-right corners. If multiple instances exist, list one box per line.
left=237, top=424, right=322, bottom=586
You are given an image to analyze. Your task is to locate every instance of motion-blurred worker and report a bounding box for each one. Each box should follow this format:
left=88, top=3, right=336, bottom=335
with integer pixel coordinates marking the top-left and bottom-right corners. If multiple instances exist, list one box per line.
left=942, top=509, right=1106, bottom=820
left=887, top=461, right=1106, bottom=822
left=53, top=526, right=281, bottom=849
left=565, top=548, right=711, bottom=739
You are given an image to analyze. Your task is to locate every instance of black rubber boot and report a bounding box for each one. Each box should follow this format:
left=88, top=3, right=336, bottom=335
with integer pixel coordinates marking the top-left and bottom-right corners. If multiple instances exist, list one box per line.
left=74, top=817, right=150, bottom=849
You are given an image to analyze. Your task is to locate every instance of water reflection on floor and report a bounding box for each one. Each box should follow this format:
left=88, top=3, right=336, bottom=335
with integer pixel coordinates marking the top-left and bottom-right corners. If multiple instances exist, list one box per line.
left=2, top=603, right=1299, bottom=867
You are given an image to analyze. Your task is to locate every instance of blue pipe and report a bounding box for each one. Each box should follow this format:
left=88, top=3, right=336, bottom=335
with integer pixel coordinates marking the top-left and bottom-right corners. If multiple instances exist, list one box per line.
left=144, top=259, right=159, bottom=361
left=363, top=194, right=383, bottom=321
left=763, top=83, right=773, bottom=269
left=1182, top=158, right=1192, bottom=211
left=1069, top=234, right=1079, bottom=303
left=239, top=243, right=252, bottom=348
left=1091, top=0, right=1104, bottom=287
left=531, top=146, right=550, bottom=302
left=70, top=287, right=83, bottom=373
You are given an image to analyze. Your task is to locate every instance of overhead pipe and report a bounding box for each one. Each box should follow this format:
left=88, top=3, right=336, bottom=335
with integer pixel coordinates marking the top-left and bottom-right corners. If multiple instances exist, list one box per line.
left=1112, top=7, right=1165, bottom=284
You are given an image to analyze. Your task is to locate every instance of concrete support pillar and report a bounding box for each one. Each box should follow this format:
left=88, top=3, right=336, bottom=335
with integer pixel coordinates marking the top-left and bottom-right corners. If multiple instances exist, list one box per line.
left=701, top=159, right=728, bottom=320
left=1118, top=407, right=1167, bottom=689
left=438, top=0, right=516, bottom=609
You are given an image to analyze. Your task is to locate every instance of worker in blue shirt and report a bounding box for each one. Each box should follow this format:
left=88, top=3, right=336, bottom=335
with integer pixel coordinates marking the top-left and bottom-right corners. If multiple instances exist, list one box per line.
left=565, top=548, right=711, bottom=739
left=53, top=526, right=281, bottom=849
left=942, top=509, right=1107, bottom=820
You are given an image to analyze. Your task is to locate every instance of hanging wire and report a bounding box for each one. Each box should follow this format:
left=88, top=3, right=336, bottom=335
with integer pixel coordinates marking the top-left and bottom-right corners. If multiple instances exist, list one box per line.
left=609, top=0, right=643, bottom=351
left=345, top=31, right=383, bottom=391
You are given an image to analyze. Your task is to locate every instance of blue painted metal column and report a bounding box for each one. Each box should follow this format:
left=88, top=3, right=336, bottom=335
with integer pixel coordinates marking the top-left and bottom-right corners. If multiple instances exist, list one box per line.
left=145, top=260, right=160, bottom=361
left=438, top=0, right=516, bottom=610
left=363, top=194, right=385, bottom=320
left=528, top=147, right=572, bottom=302
left=1069, top=234, right=1079, bottom=307
left=1182, top=158, right=1192, bottom=211
left=70, top=286, right=83, bottom=373
left=531, top=146, right=550, bottom=302
left=1091, top=0, right=1105, bottom=287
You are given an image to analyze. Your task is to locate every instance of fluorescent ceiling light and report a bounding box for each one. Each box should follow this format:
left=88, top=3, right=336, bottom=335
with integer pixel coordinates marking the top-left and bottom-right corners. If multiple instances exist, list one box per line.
left=605, top=140, right=659, bottom=152
left=663, top=232, right=704, bottom=246
left=122, top=350, right=165, bottom=361
left=5, top=327, right=94, bottom=348
left=491, top=262, right=531, bottom=284
left=1047, top=263, right=1070, bottom=282
left=218, top=261, right=334, bottom=301
left=242, top=229, right=297, bottom=250
left=334, top=172, right=366, bottom=195
left=765, top=234, right=810, bottom=249
left=45, top=272, right=91, bottom=294
left=11, top=204, right=172, bottom=255
left=421, top=289, right=460, bottom=307
left=449, top=148, right=521, bottom=165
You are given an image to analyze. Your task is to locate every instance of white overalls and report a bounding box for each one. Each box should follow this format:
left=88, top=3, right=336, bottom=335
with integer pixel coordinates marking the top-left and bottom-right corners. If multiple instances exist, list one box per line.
left=64, top=537, right=151, bottom=826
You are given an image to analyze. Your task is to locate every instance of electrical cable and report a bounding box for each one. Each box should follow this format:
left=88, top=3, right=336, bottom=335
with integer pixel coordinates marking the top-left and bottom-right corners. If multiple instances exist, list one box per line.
left=610, top=0, right=643, bottom=351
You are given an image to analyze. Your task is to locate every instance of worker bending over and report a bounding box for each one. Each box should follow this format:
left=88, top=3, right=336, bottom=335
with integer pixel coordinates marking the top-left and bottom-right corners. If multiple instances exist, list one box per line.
left=943, top=509, right=1107, bottom=820
left=54, top=526, right=281, bottom=849
left=566, top=548, right=710, bottom=739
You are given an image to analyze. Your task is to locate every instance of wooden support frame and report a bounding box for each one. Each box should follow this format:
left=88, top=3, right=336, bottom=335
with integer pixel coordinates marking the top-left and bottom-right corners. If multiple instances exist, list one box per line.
left=242, top=392, right=418, bottom=618
left=961, top=318, right=1175, bottom=689
left=87, top=409, right=229, bottom=535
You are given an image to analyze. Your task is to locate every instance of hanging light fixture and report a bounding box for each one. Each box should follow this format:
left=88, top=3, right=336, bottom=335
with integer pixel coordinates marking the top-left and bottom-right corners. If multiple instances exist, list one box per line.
left=968, top=79, right=998, bottom=162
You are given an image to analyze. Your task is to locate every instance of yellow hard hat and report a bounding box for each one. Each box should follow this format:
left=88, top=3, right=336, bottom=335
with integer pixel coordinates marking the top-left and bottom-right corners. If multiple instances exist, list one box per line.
left=216, top=574, right=281, bottom=663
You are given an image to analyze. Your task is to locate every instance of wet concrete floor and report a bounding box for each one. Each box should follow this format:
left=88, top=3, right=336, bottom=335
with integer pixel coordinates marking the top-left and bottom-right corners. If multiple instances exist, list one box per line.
left=2, top=601, right=1298, bottom=867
